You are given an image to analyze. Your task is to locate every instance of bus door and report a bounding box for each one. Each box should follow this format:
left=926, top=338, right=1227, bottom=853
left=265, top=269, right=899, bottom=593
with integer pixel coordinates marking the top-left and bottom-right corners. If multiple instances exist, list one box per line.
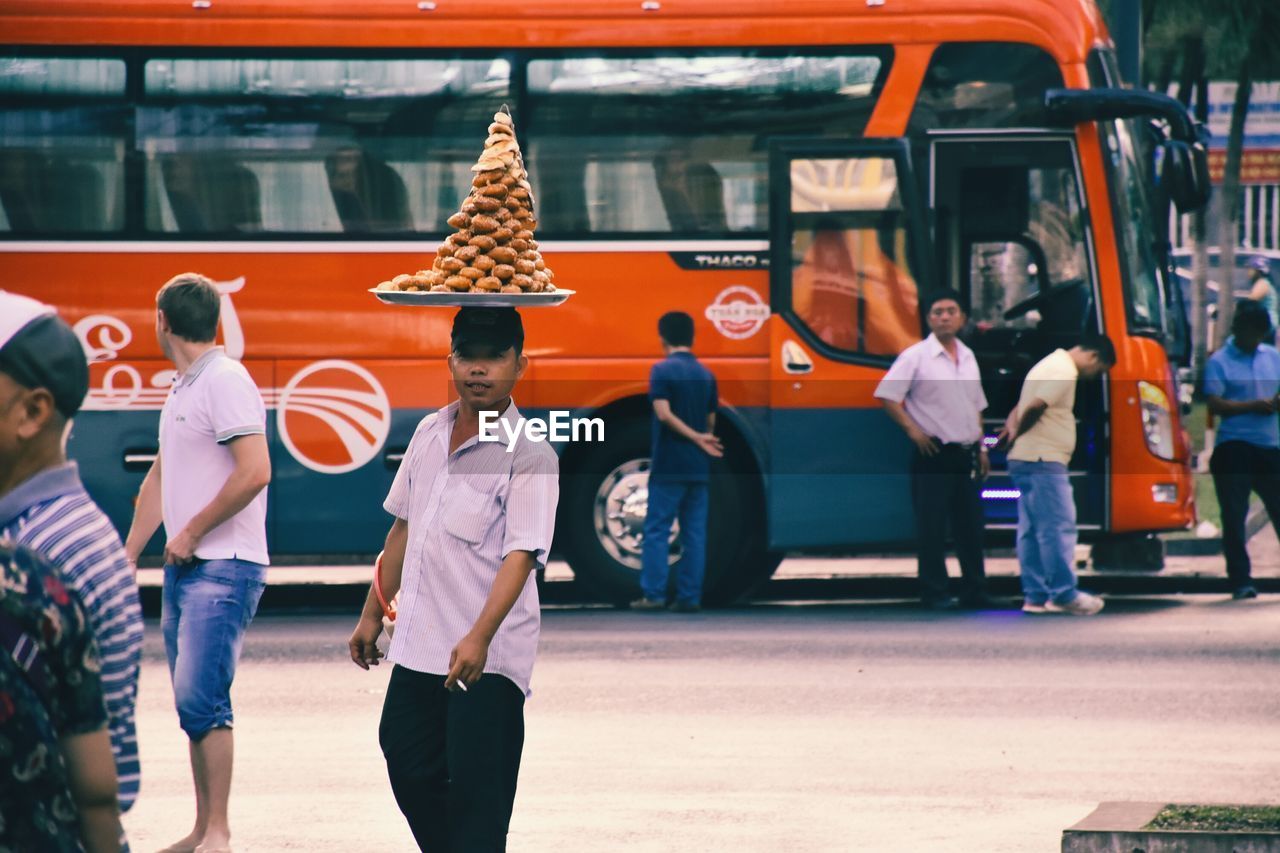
left=766, top=140, right=932, bottom=550
left=927, top=133, right=1106, bottom=530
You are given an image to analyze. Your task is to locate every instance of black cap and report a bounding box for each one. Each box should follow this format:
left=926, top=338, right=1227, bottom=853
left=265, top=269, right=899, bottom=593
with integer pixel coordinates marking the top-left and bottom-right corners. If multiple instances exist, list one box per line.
left=451, top=307, right=524, bottom=354
left=0, top=313, right=90, bottom=418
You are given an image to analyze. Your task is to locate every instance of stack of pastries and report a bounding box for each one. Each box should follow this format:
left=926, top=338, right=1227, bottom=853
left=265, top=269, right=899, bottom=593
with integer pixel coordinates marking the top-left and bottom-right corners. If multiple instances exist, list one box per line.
left=376, top=107, right=556, bottom=294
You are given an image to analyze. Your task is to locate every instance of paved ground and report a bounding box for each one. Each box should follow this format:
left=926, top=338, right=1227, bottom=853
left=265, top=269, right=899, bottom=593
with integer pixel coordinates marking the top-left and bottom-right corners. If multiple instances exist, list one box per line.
left=120, top=577, right=1279, bottom=851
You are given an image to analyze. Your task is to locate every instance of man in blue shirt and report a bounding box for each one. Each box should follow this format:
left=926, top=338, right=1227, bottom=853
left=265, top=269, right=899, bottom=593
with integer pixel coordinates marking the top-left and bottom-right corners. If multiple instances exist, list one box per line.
left=1205, top=300, right=1280, bottom=599
left=633, top=312, right=721, bottom=613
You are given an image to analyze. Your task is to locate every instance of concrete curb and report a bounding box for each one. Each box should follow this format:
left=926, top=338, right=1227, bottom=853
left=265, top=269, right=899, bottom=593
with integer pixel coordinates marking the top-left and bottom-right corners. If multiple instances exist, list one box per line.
left=1062, top=802, right=1280, bottom=852
left=136, top=573, right=1279, bottom=617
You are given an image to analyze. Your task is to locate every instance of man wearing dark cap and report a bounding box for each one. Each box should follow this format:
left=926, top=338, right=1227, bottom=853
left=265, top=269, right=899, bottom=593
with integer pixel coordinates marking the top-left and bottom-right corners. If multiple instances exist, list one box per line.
left=0, top=290, right=143, bottom=841
left=349, top=307, right=559, bottom=853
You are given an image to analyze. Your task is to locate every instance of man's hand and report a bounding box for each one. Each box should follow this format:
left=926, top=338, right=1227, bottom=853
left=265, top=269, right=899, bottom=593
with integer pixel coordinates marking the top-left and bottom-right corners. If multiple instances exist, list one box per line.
left=445, top=632, right=490, bottom=691
left=979, top=449, right=991, bottom=480
left=1251, top=397, right=1279, bottom=415
left=696, top=432, right=725, bottom=459
left=906, top=426, right=940, bottom=456
left=348, top=616, right=384, bottom=670
left=996, top=408, right=1020, bottom=448
left=162, top=528, right=199, bottom=565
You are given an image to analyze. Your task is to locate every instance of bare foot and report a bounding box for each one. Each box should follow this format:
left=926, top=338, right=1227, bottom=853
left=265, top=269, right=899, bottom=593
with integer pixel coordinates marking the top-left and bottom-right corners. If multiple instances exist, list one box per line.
left=194, top=829, right=232, bottom=853
left=157, top=835, right=203, bottom=853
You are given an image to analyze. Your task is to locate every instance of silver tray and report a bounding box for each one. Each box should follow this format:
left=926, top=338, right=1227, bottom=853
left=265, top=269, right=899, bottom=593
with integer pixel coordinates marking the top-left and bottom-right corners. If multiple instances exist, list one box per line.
left=370, top=288, right=574, bottom=307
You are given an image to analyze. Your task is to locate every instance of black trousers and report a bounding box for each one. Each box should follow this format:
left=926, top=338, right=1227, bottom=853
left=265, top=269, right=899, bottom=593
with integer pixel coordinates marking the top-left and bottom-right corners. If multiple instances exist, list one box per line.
left=1210, top=440, right=1280, bottom=585
left=911, top=444, right=987, bottom=600
left=379, top=665, right=526, bottom=853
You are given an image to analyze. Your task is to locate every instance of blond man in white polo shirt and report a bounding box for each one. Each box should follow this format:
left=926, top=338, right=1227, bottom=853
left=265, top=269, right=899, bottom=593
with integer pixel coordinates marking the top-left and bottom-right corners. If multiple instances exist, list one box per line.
left=349, top=307, right=558, bottom=853
left=875, top=290, right=994, bottom=610
left=124, top=272, right=271, bottom=853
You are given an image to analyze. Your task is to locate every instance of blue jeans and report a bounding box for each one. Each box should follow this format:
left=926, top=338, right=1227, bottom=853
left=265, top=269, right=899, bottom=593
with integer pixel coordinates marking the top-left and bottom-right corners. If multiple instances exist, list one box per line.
left=640, top=480, right=709, bottom=605
left=162, top=559, right=266, bottom=739
left=1008, top=460, right=1081, bottom=605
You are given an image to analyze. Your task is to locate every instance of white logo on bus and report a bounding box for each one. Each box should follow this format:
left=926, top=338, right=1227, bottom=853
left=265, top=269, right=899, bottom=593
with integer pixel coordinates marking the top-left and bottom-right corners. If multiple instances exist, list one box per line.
left=276, top=360, right=391, bottom=475
left=705, top=285, right=771, bottom=340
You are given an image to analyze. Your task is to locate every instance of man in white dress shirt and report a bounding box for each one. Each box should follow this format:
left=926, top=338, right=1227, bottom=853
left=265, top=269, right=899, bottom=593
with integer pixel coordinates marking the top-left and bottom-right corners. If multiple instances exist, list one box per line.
left=875, top=290, right=994, bottom=609
left=349, top=307, right=558, bottom=853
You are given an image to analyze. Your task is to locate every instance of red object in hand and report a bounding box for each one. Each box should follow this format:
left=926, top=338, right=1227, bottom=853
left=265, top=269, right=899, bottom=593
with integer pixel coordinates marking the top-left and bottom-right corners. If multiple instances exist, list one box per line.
left=373, top=551, right=396, bottom=621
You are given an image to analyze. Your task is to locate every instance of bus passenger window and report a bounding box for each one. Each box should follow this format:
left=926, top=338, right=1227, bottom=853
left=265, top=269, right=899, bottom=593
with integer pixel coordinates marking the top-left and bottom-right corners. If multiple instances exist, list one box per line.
left=140, top=57, right=511, bottom=234
left=161, top=154, right=262, bottom=233
left=0, top=57, right=127, bottom=234
left=525, top=51, right=889, bottom=236
left=325, top=147, right=412, bottom=233
left=654, top=148, right=727, bottom=233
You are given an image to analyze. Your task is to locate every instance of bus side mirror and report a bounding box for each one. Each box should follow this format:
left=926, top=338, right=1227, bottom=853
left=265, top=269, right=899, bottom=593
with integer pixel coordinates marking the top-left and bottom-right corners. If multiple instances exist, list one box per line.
left=1160, top=140, right=1211, bottom=213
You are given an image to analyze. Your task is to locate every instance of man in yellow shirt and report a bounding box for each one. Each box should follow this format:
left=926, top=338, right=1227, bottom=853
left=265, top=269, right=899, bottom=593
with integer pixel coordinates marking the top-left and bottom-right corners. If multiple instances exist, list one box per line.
left=1000, top=336, right=1115, bottom=616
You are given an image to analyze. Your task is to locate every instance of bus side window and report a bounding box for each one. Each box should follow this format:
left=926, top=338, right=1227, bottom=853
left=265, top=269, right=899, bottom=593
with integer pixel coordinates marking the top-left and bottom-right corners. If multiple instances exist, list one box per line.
left=161, top=154, right=262, bottom=233
left=0, top=57, right=126, bottom=234
left=525, top=52, right=890, bottom=237
left=655, top=148, right=727, bottom=233
left=49, top=158, right=107, bottom=232
left=325, top=147, right=413, bottom=233
left=0, top=150, right=111, bottom=233
left=788, top=156, right=923, bottom=359
left=141, top=56, right=512, bottom=235
left=0, top=149, right=43, bottom=231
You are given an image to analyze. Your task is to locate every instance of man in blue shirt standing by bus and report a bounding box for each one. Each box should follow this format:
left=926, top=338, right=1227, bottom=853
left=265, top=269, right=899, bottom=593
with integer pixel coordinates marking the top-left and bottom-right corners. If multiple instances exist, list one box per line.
left=1206, top=299, right=1280, bottom=600
left=632, top=311, right=721, bottom=613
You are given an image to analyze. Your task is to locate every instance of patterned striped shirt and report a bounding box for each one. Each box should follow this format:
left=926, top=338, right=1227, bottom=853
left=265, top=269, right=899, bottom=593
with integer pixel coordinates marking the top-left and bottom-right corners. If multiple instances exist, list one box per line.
left=384, top=400, right=558, bottom=697
left=0, top=462, right=144, bottom=812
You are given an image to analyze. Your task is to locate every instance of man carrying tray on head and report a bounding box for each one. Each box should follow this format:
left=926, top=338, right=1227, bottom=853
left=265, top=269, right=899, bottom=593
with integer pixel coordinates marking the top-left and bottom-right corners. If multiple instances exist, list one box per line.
left=349, top=306, right=559, bottom=853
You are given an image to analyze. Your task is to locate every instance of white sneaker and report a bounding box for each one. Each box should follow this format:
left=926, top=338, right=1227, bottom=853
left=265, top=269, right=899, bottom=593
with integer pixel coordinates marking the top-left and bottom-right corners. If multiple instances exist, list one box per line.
left=1022, top=600, right=1049, bottom=614
left=1045, top=591, right=1105, bottom=616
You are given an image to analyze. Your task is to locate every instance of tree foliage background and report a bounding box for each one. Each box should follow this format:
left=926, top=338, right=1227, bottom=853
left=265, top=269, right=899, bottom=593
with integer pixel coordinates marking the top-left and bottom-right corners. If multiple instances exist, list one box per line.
left=1098, top=0, right=1280, bottom=376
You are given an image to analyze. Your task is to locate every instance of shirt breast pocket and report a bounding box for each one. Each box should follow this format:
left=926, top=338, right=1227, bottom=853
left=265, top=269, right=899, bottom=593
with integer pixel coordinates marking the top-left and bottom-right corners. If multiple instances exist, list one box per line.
left=439, top=481, right=499, bottom=546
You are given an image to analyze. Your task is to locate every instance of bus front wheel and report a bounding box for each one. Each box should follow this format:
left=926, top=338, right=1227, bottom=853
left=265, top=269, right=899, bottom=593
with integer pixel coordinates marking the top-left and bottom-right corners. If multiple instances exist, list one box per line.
left=558, top=419, right=779, bottom=607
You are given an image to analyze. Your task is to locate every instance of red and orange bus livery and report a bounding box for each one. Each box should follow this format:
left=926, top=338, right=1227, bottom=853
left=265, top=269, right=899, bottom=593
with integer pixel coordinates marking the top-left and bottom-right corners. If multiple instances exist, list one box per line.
left=0, top=0, right=1207, bottom=603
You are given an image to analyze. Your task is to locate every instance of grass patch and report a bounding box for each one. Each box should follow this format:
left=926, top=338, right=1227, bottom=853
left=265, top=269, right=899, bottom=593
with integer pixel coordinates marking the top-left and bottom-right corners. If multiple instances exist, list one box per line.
left=1147, top=805, right=1280, bottom=832
left=1193, top=471, right=1220, bottom=529
left=1183, top=400, right=1210, bottom=451
left=1171, top=402, right=1221, bottom=530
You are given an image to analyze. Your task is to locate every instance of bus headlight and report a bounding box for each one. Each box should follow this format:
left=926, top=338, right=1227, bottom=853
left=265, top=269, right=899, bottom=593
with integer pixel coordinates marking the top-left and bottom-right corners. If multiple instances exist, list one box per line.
left=1138, top=380, right=1175, bottom=461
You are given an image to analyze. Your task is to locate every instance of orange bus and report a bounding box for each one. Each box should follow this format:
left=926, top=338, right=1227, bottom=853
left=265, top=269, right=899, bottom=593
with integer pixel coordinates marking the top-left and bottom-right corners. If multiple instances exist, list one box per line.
left=0, top=0, right=1208, bottom=603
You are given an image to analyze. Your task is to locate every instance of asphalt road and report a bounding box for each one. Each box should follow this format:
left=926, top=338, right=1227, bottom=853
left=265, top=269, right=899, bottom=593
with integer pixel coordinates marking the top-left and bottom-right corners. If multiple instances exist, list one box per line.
left=120, top=594, right=1280, bottom=852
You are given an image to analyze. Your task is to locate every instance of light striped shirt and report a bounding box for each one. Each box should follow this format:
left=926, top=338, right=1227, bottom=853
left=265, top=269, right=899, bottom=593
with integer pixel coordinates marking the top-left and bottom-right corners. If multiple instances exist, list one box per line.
left=0, top=462, right=144, bottom=812
left=384, top=400, right=558, bottom=697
